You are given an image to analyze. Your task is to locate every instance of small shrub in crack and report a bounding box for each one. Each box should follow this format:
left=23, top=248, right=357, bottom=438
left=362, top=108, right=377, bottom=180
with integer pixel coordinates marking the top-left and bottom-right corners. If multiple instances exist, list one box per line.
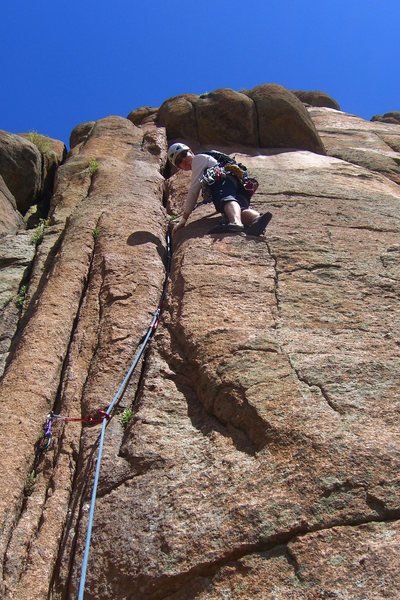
left=16, top=284, right=28, bottom=309
left=92, top=226, right=100, bottom=239
left=31, top=218, right=49, bottom=246
left=88, top=157, right=99, bottom=175
left=26, top=131, right=53, bottom=155
left=24, top=470, right=37, bottom=497
left=121, top=408, right=133, bottom=429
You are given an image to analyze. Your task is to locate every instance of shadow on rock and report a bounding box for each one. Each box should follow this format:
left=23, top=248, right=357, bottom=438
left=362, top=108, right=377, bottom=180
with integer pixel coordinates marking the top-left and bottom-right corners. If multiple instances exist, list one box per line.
left=127, top=230, right=166, bottom=262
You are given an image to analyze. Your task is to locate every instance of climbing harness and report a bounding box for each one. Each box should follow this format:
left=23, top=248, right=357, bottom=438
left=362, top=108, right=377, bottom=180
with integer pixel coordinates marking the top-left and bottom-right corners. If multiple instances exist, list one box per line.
left=200, top=150, right=259, bottom=205
left=34, top=230, right=172, bottom=599
left=201, top=164, right=226, bottom=186
left=32, top=413, right=58, bottom=475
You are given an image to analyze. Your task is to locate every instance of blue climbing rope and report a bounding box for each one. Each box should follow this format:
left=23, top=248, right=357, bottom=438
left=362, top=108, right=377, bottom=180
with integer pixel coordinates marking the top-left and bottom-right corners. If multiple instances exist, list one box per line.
left=77, top=231, right=171, bottom=599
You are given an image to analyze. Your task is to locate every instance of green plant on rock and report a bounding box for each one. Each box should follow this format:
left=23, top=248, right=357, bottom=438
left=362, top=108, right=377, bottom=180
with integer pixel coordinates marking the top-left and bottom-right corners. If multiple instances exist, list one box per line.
left=16, top=284, right=28, bottom=309
left=92, top=226, right=100, bottom=239
left=121, top=407, right=133, bottom=429
left=31, top=218, right=49, bottom=246
left=26, top=131, right=52, bottom=155
left=88, top=157, right=99, bottom=175
left=24, top=470, right=37, bottom=496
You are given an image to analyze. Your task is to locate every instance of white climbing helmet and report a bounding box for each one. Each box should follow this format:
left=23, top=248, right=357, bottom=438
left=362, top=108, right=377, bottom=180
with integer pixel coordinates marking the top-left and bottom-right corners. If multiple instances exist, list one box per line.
left=167, top=143, right=190, bottom=166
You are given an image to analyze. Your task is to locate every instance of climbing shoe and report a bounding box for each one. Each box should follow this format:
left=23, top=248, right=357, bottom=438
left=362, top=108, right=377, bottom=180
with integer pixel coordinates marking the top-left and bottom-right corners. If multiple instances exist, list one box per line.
left=245, top=212, right=272, bottom=236
left=208, top=222, right=244, bottom=234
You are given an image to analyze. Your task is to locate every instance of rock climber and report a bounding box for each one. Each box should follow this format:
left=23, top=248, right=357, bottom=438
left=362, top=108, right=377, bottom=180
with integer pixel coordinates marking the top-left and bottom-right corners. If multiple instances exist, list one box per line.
left=167, top=143, right=272, bottom=236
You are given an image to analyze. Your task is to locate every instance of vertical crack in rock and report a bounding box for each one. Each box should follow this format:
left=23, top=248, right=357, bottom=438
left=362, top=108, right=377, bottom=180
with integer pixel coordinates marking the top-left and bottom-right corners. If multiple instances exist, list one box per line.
left=48, top=120, right=170, bottom=599
left=156, top=272, right=249, bottom=455
left=265, top=233, right=343, bottom=416
left=52, top=216, right=102, bottom=417
left=249, top=94, right=262, bottom=148
left=161, top=180, right=169, bottom=208
left=189, top=98, right=201, bottom=146
left=1, top=240, right=39, bottom=377
left=160, top=228, right=290, bottom=455
left=84, top=168, right=97, bottom=201
left=95, top=348, right=158, bottom=498
left=2, top=218, right=100, bottom=595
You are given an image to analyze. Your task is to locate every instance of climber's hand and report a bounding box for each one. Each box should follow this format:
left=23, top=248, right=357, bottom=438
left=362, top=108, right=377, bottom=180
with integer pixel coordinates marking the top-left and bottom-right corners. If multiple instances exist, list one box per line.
left=172, top=216, right=187, bottom=235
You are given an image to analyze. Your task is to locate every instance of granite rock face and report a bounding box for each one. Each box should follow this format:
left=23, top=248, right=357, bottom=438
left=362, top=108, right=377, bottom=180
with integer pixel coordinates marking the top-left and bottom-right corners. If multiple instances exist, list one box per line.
left=0, top=92, right=400, bottom=600
left=127, top=107, right=159, bottom=126
left=309, top=106, right=400, bottom=185
left=0, top=175, right=24, bottom=235
left=292, top=89, right=340, bottom=110
left=73, top=148, right=400, bottom=600
left=0, top=231, right=35, bottom=377
left=156, top=84, right=325, bottom=154
left=0, top=174, right=31, bottom=380
left=371, top=111, right=400, bottom=125
left=69, top=121, right=96, bottom=149
left=157, top=93, right=199, bottom=143
left=248, top=84, right=325, bottom=153
left=0, top=130, right=65, bottom=215
left=0, top=131, right=42, bottom=213
left=0, top=116, right=167, bottom=600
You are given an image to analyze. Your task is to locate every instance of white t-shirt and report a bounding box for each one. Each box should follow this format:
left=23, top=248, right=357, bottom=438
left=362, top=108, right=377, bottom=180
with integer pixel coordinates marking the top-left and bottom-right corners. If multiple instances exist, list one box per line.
left=184, top=153, right=218, bottom=215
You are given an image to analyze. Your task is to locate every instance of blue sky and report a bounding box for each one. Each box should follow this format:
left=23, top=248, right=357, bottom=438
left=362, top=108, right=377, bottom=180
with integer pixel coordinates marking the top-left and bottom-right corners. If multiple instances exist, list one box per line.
left=1, top=0, right=399, bottom=147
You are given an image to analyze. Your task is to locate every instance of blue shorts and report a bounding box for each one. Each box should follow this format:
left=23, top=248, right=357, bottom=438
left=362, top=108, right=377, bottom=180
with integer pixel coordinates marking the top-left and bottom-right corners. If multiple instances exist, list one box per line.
left=210, top=174, right=251, bottom=214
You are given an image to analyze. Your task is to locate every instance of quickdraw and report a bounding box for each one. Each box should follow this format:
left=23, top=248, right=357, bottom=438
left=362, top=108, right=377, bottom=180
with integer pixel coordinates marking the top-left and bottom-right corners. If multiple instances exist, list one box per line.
left=51, top=409, right=111, bottom=425
left=35, top=409, right=111, bottom=456
left=36, top=414, right=53, bottom=453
